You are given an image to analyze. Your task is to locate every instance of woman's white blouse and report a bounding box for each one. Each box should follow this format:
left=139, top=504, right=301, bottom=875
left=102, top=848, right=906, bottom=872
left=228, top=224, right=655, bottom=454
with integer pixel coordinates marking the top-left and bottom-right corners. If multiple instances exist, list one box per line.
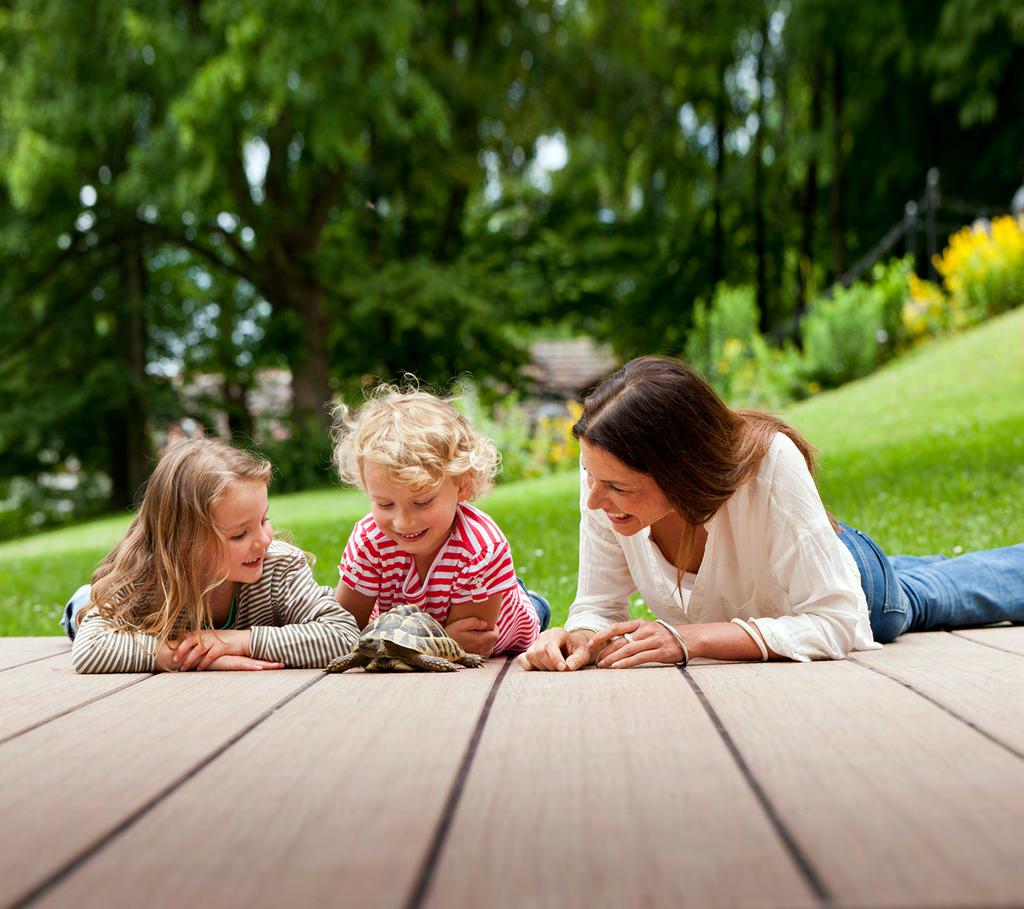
left=564, top=433, right=881, bottom=661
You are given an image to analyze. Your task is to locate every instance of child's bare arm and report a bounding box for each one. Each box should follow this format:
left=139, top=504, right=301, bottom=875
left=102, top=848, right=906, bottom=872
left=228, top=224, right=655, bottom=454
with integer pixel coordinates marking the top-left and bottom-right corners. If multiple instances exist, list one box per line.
left=335, top=580, right=377, bottom=629
left=446, top=594, right=502, bottom=656
left=446, top=593, right=501, bottom=628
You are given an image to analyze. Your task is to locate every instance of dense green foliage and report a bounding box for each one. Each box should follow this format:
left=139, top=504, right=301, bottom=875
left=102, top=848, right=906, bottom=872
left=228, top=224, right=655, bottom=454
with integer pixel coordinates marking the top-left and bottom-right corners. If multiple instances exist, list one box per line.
left=3, top=306, right=1021, bottom=635
left=2, top=0, right=1023, bottom=527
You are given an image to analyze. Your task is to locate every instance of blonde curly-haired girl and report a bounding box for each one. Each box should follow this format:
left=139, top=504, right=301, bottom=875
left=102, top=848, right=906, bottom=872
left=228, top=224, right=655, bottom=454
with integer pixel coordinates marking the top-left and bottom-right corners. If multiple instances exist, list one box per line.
left=63, top=438, right=358, bottom=673
left=332, top=384, right=549, bottom=657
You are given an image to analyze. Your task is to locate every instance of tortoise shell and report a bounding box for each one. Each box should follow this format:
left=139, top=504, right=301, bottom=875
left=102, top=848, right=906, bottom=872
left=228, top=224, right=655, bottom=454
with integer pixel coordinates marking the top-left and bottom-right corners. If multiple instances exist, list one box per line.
left=324, top=603, right=486, bottom=672
left=366, top=603, right=465, bottom=660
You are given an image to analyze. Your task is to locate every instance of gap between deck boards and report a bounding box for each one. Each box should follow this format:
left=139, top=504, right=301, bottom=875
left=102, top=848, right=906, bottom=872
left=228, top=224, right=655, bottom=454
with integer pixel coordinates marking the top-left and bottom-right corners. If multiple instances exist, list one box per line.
left=10, top=673, right=325, bottom=909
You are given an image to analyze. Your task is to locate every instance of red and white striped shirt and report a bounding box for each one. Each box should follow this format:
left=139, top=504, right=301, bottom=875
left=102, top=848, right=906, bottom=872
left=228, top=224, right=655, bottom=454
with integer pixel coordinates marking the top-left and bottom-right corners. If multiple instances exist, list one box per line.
left=338, top=503, right=540, bottom=653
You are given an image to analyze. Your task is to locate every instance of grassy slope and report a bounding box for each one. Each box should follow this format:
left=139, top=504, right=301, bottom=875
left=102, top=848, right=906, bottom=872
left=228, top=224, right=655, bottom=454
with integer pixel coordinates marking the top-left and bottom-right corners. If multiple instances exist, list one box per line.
left=2, top=307, right=1022, bottom=634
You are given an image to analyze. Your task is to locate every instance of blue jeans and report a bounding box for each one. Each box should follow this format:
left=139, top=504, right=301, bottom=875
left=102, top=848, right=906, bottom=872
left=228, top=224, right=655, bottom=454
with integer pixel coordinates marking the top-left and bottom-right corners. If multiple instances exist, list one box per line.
left=838, top=524, right=1024, bottom=643
left=61, top=584, right=92, bottom=641
left=517, top=577, right=551, bottom=632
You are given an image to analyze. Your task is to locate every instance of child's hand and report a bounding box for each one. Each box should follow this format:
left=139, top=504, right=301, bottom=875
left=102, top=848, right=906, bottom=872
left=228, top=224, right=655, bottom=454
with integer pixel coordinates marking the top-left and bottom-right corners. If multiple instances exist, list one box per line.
left=445, top=617, right=498, bottom=657
left=204, top=654, right=285, bottom=671
left=173, top=629, right=252, bottom=671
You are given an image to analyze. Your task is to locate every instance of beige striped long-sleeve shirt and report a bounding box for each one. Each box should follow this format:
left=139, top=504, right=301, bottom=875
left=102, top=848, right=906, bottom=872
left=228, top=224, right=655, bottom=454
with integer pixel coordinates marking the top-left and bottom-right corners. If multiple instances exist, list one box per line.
left=71, top=540, right=358, bottom=673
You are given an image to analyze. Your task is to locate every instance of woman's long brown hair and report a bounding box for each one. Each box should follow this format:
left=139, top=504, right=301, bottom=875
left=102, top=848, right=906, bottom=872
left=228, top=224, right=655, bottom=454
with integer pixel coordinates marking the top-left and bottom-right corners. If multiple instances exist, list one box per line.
left=573, top=356, right=834, bottom=574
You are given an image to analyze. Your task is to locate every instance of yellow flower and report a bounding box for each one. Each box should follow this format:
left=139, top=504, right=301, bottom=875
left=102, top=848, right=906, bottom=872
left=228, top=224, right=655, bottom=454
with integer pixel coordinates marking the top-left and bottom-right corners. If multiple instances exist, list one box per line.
left=722, top=337, right=745, bottom=359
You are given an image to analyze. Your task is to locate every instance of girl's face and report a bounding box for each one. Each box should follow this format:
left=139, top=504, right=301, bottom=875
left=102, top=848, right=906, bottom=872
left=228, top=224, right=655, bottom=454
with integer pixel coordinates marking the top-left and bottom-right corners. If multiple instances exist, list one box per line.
left=363, top=462, right=465, bottom=557
left=213, top=481, right=274, bottom=582
left=580, top=439, right=677, bottom=536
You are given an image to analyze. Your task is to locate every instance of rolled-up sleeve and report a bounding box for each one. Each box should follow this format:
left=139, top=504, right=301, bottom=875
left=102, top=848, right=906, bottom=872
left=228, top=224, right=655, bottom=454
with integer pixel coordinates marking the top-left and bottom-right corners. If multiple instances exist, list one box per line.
left=249, top=550, right=359, bottom=668
left=564, top=467, right=636, bottom=634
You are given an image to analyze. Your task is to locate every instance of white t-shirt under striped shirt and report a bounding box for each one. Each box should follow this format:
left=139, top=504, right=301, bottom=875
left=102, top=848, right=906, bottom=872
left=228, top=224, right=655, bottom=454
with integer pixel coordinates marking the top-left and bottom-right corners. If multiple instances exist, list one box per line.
left=339, top=503, right=540, bottom=653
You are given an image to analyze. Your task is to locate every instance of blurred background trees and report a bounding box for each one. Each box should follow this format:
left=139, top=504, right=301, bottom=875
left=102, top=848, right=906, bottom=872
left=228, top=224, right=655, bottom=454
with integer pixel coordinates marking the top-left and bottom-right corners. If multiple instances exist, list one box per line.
left=2, top=0, right=1022, bottom=532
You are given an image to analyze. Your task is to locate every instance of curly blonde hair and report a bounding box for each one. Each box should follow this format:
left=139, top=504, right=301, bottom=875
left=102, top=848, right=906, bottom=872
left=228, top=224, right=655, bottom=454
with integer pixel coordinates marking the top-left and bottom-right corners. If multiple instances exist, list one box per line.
left=332, top=383, right=500, bottom=500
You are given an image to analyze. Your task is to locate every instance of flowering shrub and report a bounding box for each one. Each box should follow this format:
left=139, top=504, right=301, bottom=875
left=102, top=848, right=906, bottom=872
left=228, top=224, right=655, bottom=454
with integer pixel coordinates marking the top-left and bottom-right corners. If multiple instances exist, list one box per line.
left=933, top=215, right=1024, bottom=319
left=453, top=380, right=581, bottom=484
left=902, top=273, right=965, bottom=341
left=683, top=285, right=804, bottom=407
left=529, top=400, right=583, bottom=475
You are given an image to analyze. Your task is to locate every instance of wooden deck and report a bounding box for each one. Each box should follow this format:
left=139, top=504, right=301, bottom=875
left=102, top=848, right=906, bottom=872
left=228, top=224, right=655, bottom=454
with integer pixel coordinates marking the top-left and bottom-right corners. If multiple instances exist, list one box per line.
left=2, top=628, right=1024, bottom=908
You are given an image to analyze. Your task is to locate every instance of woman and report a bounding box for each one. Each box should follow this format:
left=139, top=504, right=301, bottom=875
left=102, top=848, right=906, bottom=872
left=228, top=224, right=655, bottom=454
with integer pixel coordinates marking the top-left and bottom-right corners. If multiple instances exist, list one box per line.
left=518, top=356, right=1024, bottom=671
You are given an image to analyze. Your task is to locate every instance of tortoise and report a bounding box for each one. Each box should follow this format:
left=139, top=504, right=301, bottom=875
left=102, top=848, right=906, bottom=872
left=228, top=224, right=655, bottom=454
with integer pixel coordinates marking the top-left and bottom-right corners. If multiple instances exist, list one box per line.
left=324, top=603, right=486, bottom=673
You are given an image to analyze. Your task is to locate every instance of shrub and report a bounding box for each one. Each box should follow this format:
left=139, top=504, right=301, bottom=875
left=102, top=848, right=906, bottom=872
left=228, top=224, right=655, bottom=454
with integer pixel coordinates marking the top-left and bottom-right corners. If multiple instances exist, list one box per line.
left=800, top=281, right=886, bottom=388
left=934, top=215, right=1024, bottom=318
left=869, top=256, right=914, bottom=354
left=684, top=285, right=760, bottom=398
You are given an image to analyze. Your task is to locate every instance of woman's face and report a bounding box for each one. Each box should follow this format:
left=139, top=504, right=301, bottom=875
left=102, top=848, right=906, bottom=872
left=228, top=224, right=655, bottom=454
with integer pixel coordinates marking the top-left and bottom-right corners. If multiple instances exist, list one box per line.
left=580, top=439, right=677, bottom=536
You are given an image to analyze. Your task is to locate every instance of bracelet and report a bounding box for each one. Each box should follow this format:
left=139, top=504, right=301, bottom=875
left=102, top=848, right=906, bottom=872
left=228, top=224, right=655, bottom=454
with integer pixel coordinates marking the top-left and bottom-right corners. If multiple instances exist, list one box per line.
left=655, top=619, right=690, bottom=668
left=731, top=617, right=769, bottom=661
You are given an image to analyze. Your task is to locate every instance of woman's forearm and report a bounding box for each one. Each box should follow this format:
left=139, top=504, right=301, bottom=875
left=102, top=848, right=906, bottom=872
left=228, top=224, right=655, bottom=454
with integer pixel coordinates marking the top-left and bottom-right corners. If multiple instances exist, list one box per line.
left=682, top=621, right=780, bottom=662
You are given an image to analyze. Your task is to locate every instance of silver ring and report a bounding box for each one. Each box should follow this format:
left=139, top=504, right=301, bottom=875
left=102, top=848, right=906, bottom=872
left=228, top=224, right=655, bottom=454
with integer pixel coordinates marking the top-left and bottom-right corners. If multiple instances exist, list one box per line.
left=623, top=632, right=635, bottom=643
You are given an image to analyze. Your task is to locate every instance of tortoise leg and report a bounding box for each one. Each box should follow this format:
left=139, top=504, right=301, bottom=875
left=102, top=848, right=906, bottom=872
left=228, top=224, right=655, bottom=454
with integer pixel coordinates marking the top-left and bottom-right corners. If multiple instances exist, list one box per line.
left=408, top=653, right=461, bottom=672
left=323, top=652, right=369, bottom=674
left=459, top=654, right=486, bottom=668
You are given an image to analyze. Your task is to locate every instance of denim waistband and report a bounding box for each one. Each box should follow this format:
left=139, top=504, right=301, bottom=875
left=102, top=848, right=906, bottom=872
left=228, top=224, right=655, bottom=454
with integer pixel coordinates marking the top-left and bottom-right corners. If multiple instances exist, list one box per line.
left=837, top=522, right=911, bottom=645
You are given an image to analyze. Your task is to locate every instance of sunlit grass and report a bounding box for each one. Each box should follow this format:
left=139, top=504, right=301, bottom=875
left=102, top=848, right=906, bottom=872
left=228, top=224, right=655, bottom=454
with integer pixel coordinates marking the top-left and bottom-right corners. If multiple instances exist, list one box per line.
left=3, top=306, right=1022, bottom=635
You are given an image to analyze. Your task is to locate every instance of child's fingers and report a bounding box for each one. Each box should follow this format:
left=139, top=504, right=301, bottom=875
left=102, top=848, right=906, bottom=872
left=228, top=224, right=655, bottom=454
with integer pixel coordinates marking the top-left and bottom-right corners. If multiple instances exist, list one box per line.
left=207, top=655, right=284, bottom=671
left=172, top=639, right=196, bottom=669
left=179, top=636, right=219, bottom=671
left=458, top=629, right=498, bottom=657
left=197, top=644, right=228, bottom=671
left=178, top=644, right=209, bottom=672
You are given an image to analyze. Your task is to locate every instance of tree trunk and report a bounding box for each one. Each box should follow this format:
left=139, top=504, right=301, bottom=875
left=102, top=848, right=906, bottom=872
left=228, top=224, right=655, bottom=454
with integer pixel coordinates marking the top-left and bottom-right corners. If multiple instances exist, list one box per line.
left=797, top=54, right=824, bottom=323
left=753, top=22, right=768, bottom=332
left=711, top=67, right=728, bottom=289
left=110, top=241, right=150, bottom=509
left=830, top=48, right=847, bottom=279
left=217, top=298, right=254, bottom=439
left=287, top=281, right=332, bottom=431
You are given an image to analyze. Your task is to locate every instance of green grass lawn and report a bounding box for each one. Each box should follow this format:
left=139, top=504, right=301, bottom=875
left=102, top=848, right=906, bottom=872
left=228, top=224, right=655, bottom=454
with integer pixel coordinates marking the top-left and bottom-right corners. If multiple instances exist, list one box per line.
left=3, top=307, right=1022, bottom=636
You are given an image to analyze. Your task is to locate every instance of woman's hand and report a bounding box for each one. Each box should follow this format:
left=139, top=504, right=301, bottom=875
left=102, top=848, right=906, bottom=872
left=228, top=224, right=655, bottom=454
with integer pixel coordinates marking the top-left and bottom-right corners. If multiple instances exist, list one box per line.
left=590, top=619, right=685, bottom=669
left=172, top=629, right=253, bottom=671
left=445, top=616, right=499, bottom=657
left=517, top=627, right=596, bottom=672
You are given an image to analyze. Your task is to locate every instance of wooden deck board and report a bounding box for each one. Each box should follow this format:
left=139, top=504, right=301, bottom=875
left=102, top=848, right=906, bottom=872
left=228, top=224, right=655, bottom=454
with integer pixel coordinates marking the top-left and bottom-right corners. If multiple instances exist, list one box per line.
left=424, top=665, right=819, bottom=909
left=0, top=657, right=146, bottom=743
left=691, top=657, right=1024, bottom=907
left=954, top=624, right=1024, bottom=656
left=0, top=636, right=69, bottom=671
left=0, top=629, right=1021, bottom=909
left=0, top=670, right=318, bottom=908
left=852, top=631, right=1024, bottom=754
left=34, top=661, right=505, bottom=909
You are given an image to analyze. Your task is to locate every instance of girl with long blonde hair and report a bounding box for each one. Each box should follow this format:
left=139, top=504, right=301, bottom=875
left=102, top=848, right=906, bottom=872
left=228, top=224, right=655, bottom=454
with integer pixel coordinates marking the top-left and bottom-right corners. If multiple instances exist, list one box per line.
left=66, top=438, right=357, bottom=673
